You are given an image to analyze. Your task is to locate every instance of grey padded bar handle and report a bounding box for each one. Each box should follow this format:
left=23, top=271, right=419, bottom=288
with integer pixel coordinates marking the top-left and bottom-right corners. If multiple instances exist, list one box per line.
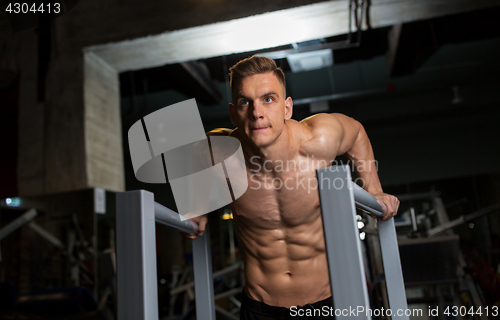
left=154, top=202, right=199, bottom=234
left=350, top=182, right=383, bottom=217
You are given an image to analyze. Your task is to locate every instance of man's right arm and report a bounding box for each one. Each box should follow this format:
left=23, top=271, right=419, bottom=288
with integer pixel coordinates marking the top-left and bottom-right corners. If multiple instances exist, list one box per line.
left=303, top=113, right=399, bottom=220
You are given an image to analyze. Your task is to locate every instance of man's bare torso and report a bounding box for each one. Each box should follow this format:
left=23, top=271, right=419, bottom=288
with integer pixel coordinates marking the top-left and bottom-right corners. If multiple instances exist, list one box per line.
left=227, top=118, right=335, bottom=308
left=189, top=66, right=397, bottom=312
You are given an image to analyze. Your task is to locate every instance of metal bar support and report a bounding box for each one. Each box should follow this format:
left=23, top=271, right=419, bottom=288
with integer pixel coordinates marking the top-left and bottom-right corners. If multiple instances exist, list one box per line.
left=317, top=166, right=371, bottom=319
left=116, top=190, right=214, bottom=320
left=192, top=229, right=216, bottom=320
left=378, top=219, right=409, bottom=319
left=317, top=165, right=409, bottom=320
left=116, top=190, right=159, bottom=320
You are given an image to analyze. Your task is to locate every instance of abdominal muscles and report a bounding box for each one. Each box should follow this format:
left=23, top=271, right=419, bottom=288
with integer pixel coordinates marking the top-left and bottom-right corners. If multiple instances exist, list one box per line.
left=233, top=207, right=331, bottom=308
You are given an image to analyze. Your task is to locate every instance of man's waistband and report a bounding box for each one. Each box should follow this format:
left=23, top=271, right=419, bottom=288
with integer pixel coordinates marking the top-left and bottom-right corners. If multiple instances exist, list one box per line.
left=241, top=289, right=334, bottom=318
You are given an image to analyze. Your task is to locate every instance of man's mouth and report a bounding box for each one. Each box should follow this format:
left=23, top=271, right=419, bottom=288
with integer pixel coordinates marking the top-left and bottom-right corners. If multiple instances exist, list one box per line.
left=250, top=126, right=269, bottom=131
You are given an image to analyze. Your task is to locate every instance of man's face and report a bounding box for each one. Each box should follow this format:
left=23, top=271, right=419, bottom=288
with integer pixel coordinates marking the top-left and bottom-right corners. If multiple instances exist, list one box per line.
left=229, top=72, right=293, bottom=149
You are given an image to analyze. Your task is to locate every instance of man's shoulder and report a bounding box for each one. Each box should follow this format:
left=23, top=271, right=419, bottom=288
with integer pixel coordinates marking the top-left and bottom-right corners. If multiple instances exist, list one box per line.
left=298, top=113, right=343, bottom=137
left=291, top=114, right=346, bottom=158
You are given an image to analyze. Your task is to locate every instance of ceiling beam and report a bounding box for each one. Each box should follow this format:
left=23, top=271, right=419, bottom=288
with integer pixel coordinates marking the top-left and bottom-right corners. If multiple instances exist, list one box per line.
left=86, top=0, right=500, bottom=72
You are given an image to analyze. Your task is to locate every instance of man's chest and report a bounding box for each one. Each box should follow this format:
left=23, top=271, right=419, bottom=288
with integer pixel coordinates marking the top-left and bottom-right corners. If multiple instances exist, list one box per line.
left=231, top=157, right=330, bottom=227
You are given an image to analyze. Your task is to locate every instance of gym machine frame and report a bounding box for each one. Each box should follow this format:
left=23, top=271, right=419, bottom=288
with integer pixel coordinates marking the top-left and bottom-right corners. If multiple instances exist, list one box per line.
left=116, top=165, right=408, bottom=320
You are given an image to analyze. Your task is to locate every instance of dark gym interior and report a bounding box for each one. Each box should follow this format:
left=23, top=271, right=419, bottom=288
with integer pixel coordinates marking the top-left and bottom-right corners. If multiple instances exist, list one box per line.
left=1, top=1, right=500, bottom=319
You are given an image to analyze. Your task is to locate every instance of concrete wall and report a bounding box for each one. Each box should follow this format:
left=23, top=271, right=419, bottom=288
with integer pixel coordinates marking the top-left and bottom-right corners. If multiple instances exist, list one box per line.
left=84, top=52, right=124, bottom=191
left=44, top=51, right=88, bottom=193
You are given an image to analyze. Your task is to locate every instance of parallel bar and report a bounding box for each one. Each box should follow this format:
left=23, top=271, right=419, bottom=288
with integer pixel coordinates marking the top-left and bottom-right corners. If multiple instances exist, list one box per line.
left=378, top=219, right=409, bottom=319
left=192, top=228, right=216, bottom=320
left=154, top=202, right=199, bottom=234
left=350, top=179, right=409, bottom=317
left=116, top=190, right=159, bottom=320
left=350, top=182, right=383, bottom=217
left=117, top=190, right=212, bottom=320
left=317, top=165, right=409, bottom=320
left=154, top=201, right=215, bottom=319
left=317, top=166, right=371, bottom=320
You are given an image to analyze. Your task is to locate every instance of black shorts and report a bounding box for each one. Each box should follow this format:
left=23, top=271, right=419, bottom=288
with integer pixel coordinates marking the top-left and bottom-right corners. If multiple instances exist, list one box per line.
left=240, top=290, right=335, bottom=320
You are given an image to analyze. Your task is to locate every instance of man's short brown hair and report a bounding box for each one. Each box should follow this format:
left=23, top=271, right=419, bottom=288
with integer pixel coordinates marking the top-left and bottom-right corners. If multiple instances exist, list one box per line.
left=229, top=56, right=286, bottom=102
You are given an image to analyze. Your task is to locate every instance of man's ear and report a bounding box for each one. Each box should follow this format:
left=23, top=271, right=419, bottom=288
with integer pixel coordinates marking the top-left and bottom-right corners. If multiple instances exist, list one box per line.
left=284, top=97, right=293, bottom=120
left=228, top=103, right=237, bottom=126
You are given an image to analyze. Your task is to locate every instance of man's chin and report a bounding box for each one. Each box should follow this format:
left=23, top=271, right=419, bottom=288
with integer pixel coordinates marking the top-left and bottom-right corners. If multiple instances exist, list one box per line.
left=249, top=138, right=273, bottom=149
left=245, top=131, right=278, bottom=148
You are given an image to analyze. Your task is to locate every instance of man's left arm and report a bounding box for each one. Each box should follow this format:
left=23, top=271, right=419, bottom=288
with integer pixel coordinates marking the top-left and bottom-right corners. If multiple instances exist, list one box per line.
left=332, top=113, right=399, bottom=220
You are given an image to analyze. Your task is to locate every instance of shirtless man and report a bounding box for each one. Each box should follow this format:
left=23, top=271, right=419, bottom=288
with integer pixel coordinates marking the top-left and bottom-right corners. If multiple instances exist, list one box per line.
left=185, top=56, right=399, bottom=319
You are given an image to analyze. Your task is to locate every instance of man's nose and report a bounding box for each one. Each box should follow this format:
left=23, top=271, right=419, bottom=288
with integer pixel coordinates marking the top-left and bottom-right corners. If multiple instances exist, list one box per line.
left=251, top=102, right=263, bottom=120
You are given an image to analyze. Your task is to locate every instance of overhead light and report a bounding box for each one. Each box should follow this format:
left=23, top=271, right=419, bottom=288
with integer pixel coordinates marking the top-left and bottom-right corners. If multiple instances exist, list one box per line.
left=286, top=49, right=333, bottom=72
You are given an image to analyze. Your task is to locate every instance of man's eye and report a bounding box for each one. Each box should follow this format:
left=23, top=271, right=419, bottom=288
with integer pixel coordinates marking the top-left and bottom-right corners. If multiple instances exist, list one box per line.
left=265, top=97, right=273, bottom=103
left=240, top=100, right=249, bottom=106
